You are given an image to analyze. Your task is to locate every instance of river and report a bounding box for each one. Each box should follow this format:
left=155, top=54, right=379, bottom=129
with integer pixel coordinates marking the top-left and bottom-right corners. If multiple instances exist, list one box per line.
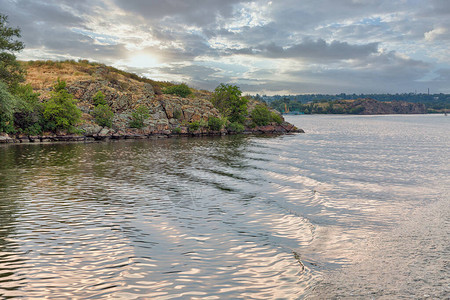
left=0, top=114, right=448, bottom=299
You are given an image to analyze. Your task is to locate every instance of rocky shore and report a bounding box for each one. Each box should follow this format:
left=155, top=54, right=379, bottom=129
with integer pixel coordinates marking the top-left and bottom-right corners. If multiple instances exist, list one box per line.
left=0, top=123, right=303, bottom=144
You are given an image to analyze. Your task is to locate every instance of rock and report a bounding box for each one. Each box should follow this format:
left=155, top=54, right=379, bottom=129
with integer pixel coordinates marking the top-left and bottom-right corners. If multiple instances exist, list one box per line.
left=98, top=128, right=110, bottom=136
left=79, top=123, right=102, bottom=136
left=0, top=134, right=14, bottom=143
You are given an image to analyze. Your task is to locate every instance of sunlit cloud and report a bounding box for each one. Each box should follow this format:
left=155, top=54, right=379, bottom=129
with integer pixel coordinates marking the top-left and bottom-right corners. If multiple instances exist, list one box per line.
left=2, top=0, right=450, bottom=94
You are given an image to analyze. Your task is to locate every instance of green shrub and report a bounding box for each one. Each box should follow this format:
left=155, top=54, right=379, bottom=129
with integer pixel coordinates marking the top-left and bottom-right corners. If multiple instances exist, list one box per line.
left=251, top=104, right=272, bottom=126
left=198, top=119, right=208, bottom=128
left=129, top=106, right=149, bottom=128
left=93, top=104, right=114, bottom=127
left=172, top=127, right=182, bottom=134
left=227, top=121, right=244, bottom=133
left=188, top=121, right=200, bottom=132
left=271, top=112, right=283, bottom=124
left=251, top=105, right=284, bottom=126
left=173, top=109, right=182, bottom=120
left=93, top=91, right=106, bottom=106
left=208, top=116, right=225, bottom=131
left=163, top=83, right=192, bottom=98
left=42, top=79, right=81, bottom=132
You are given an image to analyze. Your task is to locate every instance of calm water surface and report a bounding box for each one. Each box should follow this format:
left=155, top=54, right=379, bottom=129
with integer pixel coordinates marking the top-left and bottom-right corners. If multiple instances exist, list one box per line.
left=0, top=115, right=448, bottom=299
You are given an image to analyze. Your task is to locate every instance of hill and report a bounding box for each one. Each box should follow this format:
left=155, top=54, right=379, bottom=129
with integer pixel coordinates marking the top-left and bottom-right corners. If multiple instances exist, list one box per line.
left=1, top=60, right=301, bottom=143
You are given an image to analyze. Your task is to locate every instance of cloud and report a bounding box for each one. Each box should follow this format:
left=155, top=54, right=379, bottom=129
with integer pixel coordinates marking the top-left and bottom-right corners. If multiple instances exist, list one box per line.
left=424, top=27, right=449, bottom=41
left=1, top=0, right=449, bottom=94
left=112, top=0, right=248, bottom=26
left=227, top=39, right=379, bottom=61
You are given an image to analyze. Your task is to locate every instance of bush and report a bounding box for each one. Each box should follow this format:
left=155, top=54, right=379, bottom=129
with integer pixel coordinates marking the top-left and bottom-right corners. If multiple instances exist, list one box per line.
left=251, top=104, right=272, bottom=126
left=93, top=104, right=114, bottom=127
left=271, top=112, right=283, bottom=124
left=208, top=116, right=225, bottom=131
left=129, top=106, right=149, bottom=128
left=227, top=121, right=244, bottom=133
left=188, top=121, right=200, bottom=132
left=42, top=79, right=81, bottom=132
left=211, top=84, right=248, bottom=124
left=163, top=83, right=192, bottom=98
left=172, top=127, right=182, bottom=134
left=93, top=91, right=106, bottom=106
left=251, top=105, right=284, bottom=126
left=13, top=84, right=43, bottom=135
left=173, top=109, right=182, bottom=120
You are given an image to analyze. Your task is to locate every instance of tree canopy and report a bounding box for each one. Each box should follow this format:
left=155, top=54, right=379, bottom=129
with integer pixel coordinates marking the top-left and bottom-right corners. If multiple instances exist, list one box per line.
left=211, top=83, right=248, bottom=124
left=0, top=14, right=25, bottom=89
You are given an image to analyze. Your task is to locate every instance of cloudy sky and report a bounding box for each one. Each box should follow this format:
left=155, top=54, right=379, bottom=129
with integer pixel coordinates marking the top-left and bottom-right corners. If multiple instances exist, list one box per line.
left=1, top=0, right=449, bottom=95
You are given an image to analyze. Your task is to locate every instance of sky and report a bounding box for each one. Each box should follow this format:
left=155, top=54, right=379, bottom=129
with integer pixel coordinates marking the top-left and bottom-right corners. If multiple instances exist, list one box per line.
left=1, top=0, right=450, bottom=95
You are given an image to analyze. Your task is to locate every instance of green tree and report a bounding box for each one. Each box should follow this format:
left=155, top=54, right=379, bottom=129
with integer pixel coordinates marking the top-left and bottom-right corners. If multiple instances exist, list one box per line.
left=211, top=83, right=248, bottom=124
left=42, top=79, right=81, bottom=132
left=0, top=80, right=16, bottom=132
left=0, top=14, right=25, bottom=89
left=13, top=84, right=43, bottom=135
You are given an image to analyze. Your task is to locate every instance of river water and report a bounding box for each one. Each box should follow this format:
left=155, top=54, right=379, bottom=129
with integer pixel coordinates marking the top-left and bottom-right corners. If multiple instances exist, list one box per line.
left=0, top=115, right=448, bottom=299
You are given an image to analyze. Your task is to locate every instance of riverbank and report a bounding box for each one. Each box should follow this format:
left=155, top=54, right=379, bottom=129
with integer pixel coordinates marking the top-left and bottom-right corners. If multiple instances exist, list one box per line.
left=0, top=123, right=303, bottom=144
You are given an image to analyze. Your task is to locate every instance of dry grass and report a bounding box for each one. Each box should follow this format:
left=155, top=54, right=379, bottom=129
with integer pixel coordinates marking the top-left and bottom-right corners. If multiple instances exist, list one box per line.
left=20, top=60, right=210, bottom=101
left=22, top=60, right=94, bottom=93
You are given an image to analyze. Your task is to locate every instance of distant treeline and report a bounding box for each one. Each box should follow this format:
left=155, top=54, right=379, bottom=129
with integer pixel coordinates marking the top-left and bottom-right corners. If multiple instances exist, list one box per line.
left=256, top=93, right=450, bottom=112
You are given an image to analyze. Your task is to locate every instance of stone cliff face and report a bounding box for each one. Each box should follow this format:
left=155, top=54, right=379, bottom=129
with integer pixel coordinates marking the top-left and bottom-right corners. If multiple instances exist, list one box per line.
left=24, top=62, right=223, bottom=136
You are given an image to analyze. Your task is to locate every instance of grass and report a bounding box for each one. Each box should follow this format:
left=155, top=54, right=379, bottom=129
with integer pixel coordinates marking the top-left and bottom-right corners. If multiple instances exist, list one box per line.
left=21, top=59, right=177, bottom=91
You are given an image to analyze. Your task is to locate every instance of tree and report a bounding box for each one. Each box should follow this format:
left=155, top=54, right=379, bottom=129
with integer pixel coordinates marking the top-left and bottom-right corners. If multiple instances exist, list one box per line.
left=211, top=83, right=248, bottom=124
left=14, top=84, right=43, bottom=135
left=0, top=14, right=25, bottom=89
left=0, top=80, right=17, bottom=132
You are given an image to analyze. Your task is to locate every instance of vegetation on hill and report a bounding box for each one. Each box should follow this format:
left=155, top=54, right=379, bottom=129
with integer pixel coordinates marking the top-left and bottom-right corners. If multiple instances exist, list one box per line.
left=270, top=97, right=427, bottom=114
left=265, top=93, right=450, bottom=113
left=163, top=83, right=192, bottom=98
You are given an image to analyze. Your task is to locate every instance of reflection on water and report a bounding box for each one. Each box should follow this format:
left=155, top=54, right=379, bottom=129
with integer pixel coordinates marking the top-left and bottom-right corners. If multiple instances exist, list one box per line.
left=0, top=115, right=449, bottom=298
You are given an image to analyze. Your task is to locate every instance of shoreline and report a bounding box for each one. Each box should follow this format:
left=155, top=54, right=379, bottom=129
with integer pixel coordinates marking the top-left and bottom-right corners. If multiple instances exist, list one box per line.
left=0, top=124, right=304, bottom=145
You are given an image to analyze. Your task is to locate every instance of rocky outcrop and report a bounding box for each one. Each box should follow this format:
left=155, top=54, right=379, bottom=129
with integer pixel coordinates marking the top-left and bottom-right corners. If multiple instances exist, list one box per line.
left=2, top=61, right=303, bottom=144
left=246, top=123, right=304, bottom=134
